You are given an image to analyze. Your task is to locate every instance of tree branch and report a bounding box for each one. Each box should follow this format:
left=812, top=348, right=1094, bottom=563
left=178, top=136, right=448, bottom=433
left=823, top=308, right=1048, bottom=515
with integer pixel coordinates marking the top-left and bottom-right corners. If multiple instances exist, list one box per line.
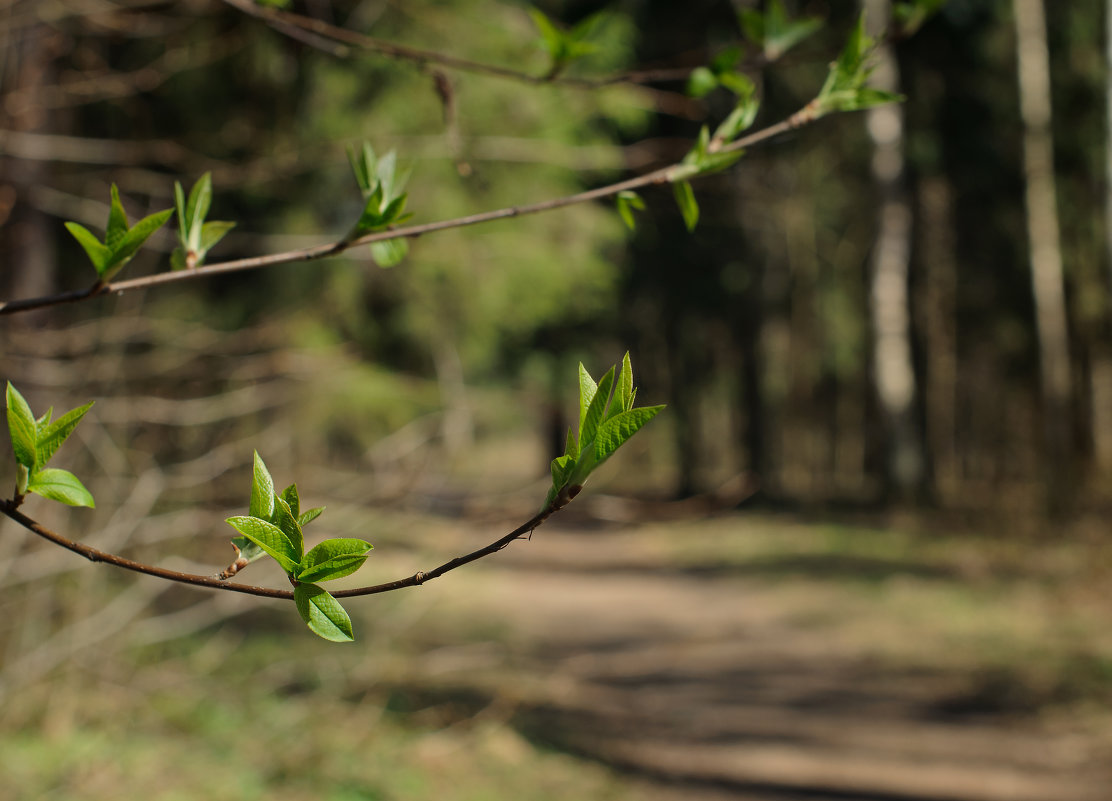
left=219, top=0, right=699, bottom=90
left=0, top=492, right=567, bottom=601
left=0, top=108, right=815, bottom=317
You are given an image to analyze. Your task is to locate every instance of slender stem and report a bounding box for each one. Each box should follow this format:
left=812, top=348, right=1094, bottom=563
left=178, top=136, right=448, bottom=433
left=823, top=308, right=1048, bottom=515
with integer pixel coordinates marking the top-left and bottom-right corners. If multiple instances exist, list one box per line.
left=220, top=0, right=700, bottom=89
left=0, top=496, right=564, bottom=601
left=0, top=109, right=815, bottom=317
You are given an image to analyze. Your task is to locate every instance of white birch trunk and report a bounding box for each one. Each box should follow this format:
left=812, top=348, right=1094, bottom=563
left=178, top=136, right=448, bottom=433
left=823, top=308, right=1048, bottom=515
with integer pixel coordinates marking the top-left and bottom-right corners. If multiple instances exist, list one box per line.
left=865, top=0, right=924, bottom=498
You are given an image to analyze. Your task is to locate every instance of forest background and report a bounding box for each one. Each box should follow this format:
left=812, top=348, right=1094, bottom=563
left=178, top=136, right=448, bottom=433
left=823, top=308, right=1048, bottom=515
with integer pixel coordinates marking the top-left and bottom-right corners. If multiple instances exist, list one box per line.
left=3, top=0, right=1112, bottom=799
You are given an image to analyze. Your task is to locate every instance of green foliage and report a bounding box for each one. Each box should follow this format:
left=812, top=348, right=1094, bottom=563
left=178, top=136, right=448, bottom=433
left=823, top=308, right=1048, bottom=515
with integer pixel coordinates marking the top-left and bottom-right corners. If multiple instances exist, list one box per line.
left=686, top=47, right=753, bottom=99
left=893, top=0, right=947, bottom=35
left=529, top=8, right=607, bottom=78
left=64, top=185, right=172, bottom=282
left=345, top=142, right=414, bottom=267
left=544, top=354, right=664, bottom=510
left=739, top=0, right=823, bottom=61
left=615, top=190, right=645, bottom=231
left=171, top=173, right=235, bottom=270
left=5, top=383, right=94, bottom=508
left=815, top=13, right=903, bottom=115
left=225, top=452, right=369, bottom=642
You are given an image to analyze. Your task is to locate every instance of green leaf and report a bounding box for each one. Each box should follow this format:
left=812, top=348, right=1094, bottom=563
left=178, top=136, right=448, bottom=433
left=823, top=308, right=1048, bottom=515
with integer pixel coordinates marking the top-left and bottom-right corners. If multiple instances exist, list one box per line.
left=686, top=66, right=718, bottom=98
left=200, top=220, right=235, bottom=255
left=114, top=208, right=173, bottom=265
left=294, top=583, right=354, bottom=642
left=35, top=400, right=94, bottom=466
left=106, top=184, right=129, bottom=251
left=593, top=406, right=665, bottom=466
left=376, top=150, right=397, bottom=199
left=271, top=493, right=304, bottom=559
left=225, top=516, right=300, bottom=574
left=249, top=450, right=275, bottom=520
left=35, top=407, right=52, bottom=428
left=297, top=538, right=373, bottom=583
left=613, top=351, right=633, bottom=416
left=64, top=222, right=111, bottom=274
left=714, top=90, right=760, bottom=143
left=348, top=143, right=373, bottom=194
left=6, top=382, right=38, bottom=470
left=763, top=0, right=822, bottom=60
left=298, top=506, right=325, bottom=527
left=371, top=238, right=408, bottom=268
left=230, top=536, right=266, bottom=566
left=673, top=180, right=699, bottom=232
left=738, top=8, right=764, bottom=45
left=380, top=194, right=408, bottom=225
left=185, top=172, right=213, bottom=242
left=578, top=364, right=597, bottom=436
left=280, top=483, right=300, bottom=518
left=174, top=181, right=187, bottom=235
left=616, top=190, right=645, bottom=232
left=564, top=427, right=579, bottom=460
left=27, top=467, right=95, bottom=508
left=550, top=453, right=575, bottom=490
left=580, top=366, right=615, bottom=451
left=529, top=8, right=566, bottom=57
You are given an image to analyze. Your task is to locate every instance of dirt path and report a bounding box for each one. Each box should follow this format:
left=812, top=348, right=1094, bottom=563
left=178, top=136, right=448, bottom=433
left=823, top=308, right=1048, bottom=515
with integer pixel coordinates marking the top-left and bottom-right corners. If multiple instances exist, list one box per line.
left=380, top=514, right=1112, bottom=801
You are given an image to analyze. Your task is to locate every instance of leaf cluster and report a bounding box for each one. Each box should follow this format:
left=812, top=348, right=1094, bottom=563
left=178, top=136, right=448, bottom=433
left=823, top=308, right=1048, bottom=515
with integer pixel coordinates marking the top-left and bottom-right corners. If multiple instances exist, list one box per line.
left=171, top=173, right=236, bottom=270
left=739, top=0, right=823, bottom=61
left=816, top=13, right=903, bottom=115
left=5, top=383, right=94, bottom=508
left=346, top=142, right=414, bottom=268
left=686, top=47, right=753, bottom=100
left=529, top=8, right=607, bottom=78
left=544, top=353, right=664, bottom=510
left=225, top=452, right=371, bottom=642
left=65, top=186, right=173, bottom=283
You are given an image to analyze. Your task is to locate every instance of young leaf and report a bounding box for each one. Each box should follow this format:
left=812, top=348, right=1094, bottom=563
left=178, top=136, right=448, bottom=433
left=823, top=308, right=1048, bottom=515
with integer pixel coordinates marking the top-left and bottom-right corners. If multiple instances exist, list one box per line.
left=616, top=190, right=645, bottom=231
left=281, top=483, right=300, bottom=518
left=249, top=450, right=275, bottom=520
left=578, top=364, right=597, bottom=436
left=593, top=406, right=665, bottom=466
left=298, top=506, right=325, bottom=527
left=580, top=366, right=615, bottom=451
left=200, top=220, right=236, bottom=253
left=106, top=185, right=129, bottom=251
left=370, top=239, right=409, bottom=268
left=564, top=427, right=579, bottom=461
left=6, top=382, right=37, bottom=470
left=763, top=0, right=822, bottom=60
left=295, top=583, right=355, bottom=642
left=64, top=223, right=111, bottom=274
left=26, top=467, right=95, bottom=508
left=35, top=400, right=94, bottom=467
left=612, top=351, right=633, bottom=418
left=114, top=208, right=173, bottom=266
left=686, top=66, right=718, bottom=98
left=271, top=493, right=305, bottom=559
left=550, top=453, right=575, bottom=490
left=185, top=172, right=213, bottom=239
left=225, top=516, right=301, bottom=574
left=298, top=538, right=373, bottom=583
left=673, top=180, right=699, bottom=232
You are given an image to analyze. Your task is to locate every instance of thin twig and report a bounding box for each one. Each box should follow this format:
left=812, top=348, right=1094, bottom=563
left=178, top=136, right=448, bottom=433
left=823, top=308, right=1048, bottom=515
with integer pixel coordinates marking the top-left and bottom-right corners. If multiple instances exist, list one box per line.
left=219, top=0, right=698, bottom=90
left=0, top=108, right=815, bottom=317
left=0, top=492, right=567, bottom=601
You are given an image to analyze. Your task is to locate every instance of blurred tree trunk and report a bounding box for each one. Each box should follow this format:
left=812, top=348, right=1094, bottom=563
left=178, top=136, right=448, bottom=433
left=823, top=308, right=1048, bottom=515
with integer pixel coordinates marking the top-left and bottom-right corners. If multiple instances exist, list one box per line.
left=0, top=20, right=57, bottom=322
left=1013, top=0, right=1074, bottom=507
left=864, top=0, right=926, bottom=502
left=919, top=177, right=958, bottom=504
left=1095, top=0, right=1112, bottom=472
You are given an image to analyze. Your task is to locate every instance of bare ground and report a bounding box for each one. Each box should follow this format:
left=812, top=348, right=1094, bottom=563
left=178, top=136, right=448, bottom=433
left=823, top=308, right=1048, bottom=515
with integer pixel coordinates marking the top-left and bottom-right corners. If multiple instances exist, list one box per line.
left=364, top=510, right=1112, bottom=801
